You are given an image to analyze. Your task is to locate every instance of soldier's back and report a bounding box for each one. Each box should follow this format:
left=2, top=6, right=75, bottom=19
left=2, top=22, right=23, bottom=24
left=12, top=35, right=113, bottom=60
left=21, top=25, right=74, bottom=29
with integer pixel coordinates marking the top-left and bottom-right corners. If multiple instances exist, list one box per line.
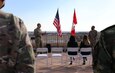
left=0, top=10, right=16, bottom=73
left=93, top=25, right=115, bottom=73
left=0, top=10, right=35, bottom=73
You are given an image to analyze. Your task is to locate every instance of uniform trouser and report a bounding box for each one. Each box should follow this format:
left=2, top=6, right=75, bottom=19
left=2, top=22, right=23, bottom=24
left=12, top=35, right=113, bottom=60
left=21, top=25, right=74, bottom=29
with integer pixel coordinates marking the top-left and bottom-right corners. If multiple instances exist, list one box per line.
left=91, top=42, right=96, bottom=65
left=35, top=38, right=42, bottom=48
left=34, top=38, right=42, bottom=55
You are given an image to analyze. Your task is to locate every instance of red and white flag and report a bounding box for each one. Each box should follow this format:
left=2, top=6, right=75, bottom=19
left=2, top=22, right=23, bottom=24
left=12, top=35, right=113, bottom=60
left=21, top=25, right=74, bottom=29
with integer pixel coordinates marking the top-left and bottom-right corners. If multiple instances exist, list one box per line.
left=53, top=9, right=62, bottom=37
left=71, top=9, right=77, bottom=36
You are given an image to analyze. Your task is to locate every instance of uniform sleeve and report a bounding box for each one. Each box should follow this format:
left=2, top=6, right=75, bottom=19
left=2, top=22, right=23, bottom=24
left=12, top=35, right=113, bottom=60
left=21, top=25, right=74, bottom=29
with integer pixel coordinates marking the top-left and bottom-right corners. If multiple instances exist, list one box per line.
left=14, top=16, right=35, bottom=73
left=34, top=29, right=37, bottom=37
left=34, top=28, right=42, bottom=37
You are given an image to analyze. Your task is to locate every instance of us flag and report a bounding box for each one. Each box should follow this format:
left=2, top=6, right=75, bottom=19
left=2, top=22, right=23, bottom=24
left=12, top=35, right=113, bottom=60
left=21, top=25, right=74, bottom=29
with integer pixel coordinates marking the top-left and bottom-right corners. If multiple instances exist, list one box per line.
left=53, top=9, right=62, bottom=37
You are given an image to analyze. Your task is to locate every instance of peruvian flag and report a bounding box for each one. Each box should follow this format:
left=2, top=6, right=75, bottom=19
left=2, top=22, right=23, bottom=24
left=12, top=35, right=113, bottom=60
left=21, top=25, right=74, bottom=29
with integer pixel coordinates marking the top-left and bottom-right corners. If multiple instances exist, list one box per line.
left=71, top=9, right=77, bottom=36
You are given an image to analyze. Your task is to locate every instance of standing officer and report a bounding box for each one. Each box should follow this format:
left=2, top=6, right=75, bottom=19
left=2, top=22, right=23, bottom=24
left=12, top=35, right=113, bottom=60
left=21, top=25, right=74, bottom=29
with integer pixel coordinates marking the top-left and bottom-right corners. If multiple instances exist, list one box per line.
left=88, top=25, right=98, bottom=50
left=34, top=23, right=43, bottom=49
left=0, top=0, right=35, bottom=73
left=88, top=25, right=98, bottom=65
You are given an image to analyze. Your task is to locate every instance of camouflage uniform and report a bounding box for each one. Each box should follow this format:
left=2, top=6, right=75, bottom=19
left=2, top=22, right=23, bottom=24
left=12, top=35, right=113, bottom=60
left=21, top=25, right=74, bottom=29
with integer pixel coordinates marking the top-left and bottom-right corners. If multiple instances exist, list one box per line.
left=93, top=25, right=115, bottom=73
left=0, top=10, right=35, bottom=73
left=34, top=27, right=42, bottom=48
left=88, top=29, right=97, bottom=49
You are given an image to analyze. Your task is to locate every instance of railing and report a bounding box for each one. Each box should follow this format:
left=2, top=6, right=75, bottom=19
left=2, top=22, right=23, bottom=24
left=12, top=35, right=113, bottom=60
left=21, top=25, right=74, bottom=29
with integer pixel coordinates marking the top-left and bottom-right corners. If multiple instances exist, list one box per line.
left=29, top=32, right=94, bottom=47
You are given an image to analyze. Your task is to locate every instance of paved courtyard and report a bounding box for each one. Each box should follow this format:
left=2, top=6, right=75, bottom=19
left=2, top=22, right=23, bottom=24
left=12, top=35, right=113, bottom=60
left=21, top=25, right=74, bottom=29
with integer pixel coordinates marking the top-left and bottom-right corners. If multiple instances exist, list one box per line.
left=36, top=53, right=93, bottom=73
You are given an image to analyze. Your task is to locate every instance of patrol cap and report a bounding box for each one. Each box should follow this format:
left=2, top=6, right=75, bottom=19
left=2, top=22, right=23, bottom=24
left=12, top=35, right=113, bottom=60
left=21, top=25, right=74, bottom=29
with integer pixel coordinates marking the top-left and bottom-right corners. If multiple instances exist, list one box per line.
left=0, top=0, right=5, bottom=9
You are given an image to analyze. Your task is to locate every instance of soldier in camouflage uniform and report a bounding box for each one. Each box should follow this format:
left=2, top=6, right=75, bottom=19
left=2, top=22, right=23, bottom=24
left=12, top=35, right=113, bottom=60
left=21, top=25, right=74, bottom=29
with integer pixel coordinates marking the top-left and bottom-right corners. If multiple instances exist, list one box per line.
left=93, top=25, right=115, bottom=73
left=34, top=23, right=42, bottom=49
left=88, top=26, right=98, bottom=50
left=88, top=26, right=98, bottom=65
left=0, top=0, right=35, bottom=73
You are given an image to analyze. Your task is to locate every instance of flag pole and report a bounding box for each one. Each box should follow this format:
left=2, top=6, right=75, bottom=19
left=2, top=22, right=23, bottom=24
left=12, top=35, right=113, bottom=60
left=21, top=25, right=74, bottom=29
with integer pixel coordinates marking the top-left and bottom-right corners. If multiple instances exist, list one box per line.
left=57, top=34, right=59, bottom=47
left=57, top=8, right=59, bottom=47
